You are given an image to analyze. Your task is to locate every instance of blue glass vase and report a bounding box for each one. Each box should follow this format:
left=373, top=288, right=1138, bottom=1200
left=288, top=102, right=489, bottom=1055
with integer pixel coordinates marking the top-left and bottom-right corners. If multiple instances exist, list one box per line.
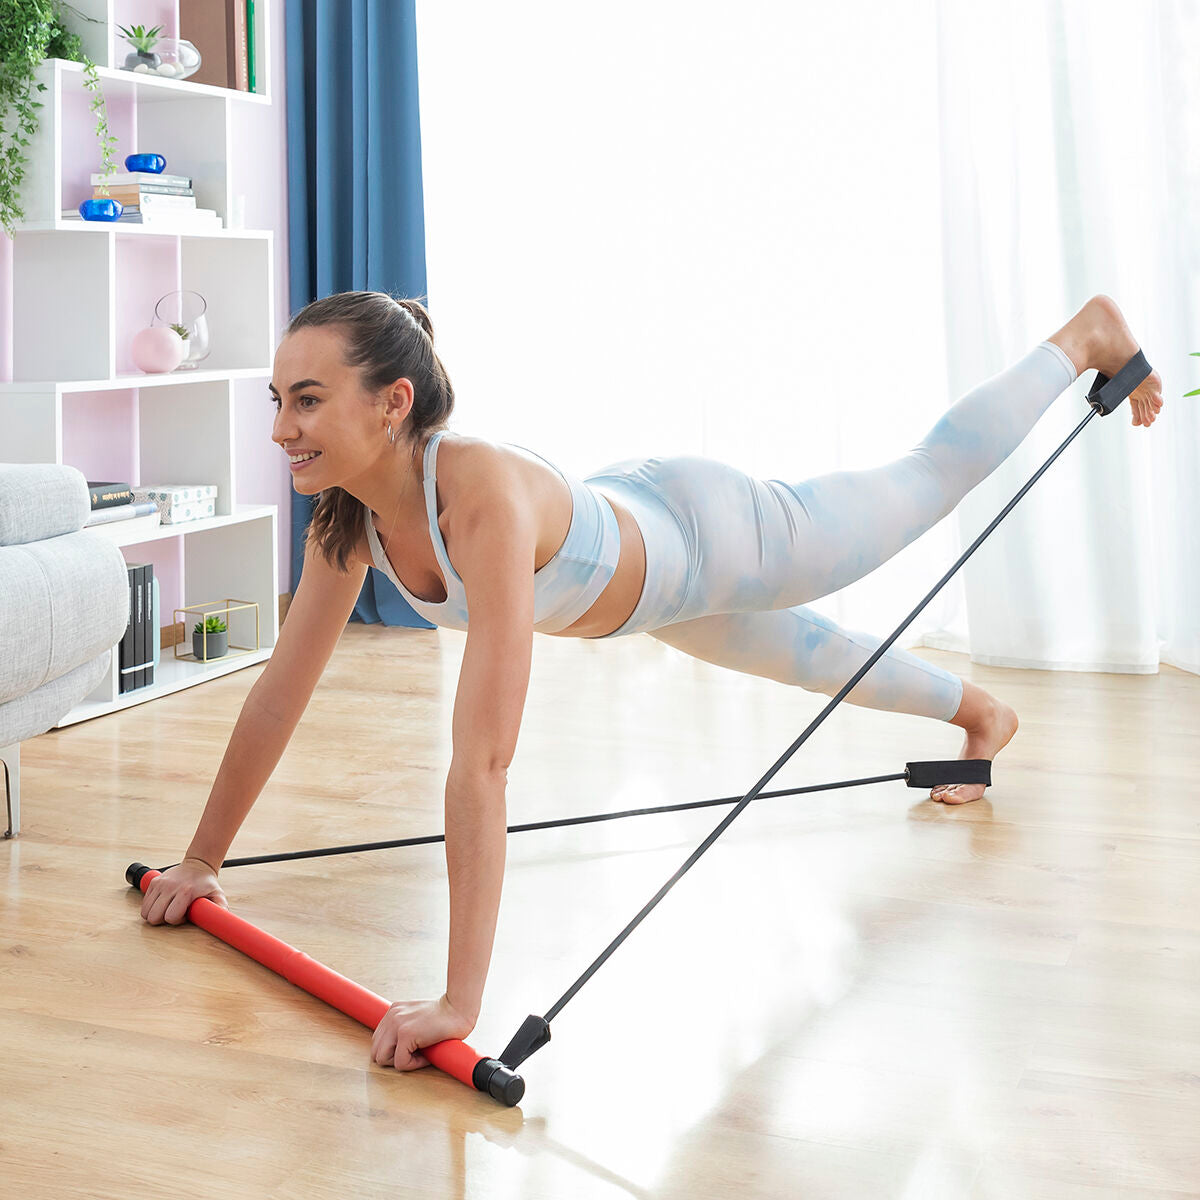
left=79, top=198, right=124, bottom=222
left=125, top=153, right=166, bottom=174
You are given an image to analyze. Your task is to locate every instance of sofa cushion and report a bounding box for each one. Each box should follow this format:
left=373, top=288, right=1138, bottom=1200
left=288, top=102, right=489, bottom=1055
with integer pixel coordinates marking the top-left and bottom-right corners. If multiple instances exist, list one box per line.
left=0, top=531, right=128, bottom=706
left=0, top=651, right=114, bottom=745
left=0, top=464, right=91, bottom=546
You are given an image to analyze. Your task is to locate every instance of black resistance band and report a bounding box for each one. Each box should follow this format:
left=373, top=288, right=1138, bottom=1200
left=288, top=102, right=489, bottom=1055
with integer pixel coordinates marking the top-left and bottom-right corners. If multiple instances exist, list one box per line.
left=497, top=350, right=1153, bottom=1071
left=160, top=762, right=989, bottom=873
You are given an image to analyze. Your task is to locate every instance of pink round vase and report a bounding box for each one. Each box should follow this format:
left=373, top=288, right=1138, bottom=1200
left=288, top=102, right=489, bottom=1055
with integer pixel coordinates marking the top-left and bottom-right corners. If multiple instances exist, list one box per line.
left=132, top=326, right=186, bottom=373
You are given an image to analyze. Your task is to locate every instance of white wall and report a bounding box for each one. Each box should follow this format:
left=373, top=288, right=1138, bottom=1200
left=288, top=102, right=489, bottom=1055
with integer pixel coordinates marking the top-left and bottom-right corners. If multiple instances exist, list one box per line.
left=415, top=0, right=963, bottom=644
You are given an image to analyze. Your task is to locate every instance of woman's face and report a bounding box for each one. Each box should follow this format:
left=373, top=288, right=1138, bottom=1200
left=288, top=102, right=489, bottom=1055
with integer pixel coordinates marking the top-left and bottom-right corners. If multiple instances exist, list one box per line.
left=269, top=326, right=412, bottom=494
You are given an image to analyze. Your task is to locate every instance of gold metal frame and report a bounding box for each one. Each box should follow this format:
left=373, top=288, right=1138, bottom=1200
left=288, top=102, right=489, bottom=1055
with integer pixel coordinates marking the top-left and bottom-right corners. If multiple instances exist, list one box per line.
left=174, top=598, right=261, bottom=663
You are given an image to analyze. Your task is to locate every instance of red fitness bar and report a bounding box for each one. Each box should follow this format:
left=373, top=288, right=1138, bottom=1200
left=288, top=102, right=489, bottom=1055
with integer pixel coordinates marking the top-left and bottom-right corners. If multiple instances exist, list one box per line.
left=126, top=864, right=524, bottom=1105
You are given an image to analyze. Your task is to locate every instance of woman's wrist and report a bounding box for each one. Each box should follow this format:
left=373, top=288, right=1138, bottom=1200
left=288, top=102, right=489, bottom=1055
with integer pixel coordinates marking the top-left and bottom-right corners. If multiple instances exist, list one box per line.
left=183, top=852, right=220, bottom=874
left=441, top=991, right=479, bottom=1032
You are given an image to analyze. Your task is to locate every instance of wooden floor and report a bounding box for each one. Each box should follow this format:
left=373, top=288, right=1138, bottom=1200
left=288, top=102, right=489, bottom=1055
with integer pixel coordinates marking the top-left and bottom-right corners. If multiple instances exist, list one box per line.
left=3, top=621, right=1198, bottom=1199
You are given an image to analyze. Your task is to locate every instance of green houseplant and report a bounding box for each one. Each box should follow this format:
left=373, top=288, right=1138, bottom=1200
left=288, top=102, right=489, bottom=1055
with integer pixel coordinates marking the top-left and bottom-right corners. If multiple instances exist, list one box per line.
left=1186, top=352, right=1200, bottom=398
left=192, top=615, right=228, bottom=661
left=117, top=23, right=163, bottom=71
left=0, top=0, right=120, bottom=237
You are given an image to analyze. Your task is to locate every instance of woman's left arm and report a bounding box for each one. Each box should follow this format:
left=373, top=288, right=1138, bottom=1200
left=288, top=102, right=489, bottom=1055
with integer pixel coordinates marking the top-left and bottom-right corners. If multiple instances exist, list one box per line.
left=372, top=457, right=537, bottom=1072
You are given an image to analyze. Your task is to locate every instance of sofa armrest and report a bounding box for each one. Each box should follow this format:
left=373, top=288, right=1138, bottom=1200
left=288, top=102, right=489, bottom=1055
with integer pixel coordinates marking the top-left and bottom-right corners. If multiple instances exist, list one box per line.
left=0, top=464, right=91, bottom=546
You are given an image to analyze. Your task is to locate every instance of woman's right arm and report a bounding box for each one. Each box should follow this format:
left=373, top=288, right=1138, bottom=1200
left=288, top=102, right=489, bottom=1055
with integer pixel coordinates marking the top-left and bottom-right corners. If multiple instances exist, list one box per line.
left=140, top=535, right=369, bottom=925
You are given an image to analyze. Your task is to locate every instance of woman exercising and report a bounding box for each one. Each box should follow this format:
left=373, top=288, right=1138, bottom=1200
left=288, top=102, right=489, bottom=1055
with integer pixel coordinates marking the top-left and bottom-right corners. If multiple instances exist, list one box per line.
left=139, top=291, right=1163, bottom=1072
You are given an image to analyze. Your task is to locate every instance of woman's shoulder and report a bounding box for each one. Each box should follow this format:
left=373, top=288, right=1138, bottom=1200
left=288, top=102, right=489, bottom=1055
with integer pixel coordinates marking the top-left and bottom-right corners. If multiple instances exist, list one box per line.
left=439, top=433, right=563, bottom=560
left=349, top=431, right=531, bottom=569
left=437, top=431, right=533, bottom=503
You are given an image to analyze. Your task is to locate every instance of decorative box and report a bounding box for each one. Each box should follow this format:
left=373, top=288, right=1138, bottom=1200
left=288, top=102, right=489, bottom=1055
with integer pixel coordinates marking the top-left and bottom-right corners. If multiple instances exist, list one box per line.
left=132, top=483, right=217, bottom=524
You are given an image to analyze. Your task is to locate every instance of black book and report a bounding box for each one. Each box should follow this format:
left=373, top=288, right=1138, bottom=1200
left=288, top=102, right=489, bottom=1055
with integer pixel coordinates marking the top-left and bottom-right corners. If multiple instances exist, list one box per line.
left=120, top=563, right=151, bottom=692
left=88, top=482, right=133, bottom=510
left=118, top=564, right=137, bottom=695
left=144, top=566, right=156, bottom=691
left=135, top=565, right=147, bottom=689
left=141, top=566, right=156, bottom=691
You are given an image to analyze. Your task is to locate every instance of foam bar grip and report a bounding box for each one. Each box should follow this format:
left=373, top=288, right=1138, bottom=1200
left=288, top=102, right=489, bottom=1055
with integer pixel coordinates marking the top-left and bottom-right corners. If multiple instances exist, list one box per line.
left=126, top=864, right=524, bottom=1105
left=904, top=759, right=992, bottom=789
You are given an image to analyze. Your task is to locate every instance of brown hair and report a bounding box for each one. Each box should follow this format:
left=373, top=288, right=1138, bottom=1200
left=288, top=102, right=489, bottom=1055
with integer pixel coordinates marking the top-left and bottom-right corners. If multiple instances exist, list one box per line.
left=285, top=291, right=456, bottom=573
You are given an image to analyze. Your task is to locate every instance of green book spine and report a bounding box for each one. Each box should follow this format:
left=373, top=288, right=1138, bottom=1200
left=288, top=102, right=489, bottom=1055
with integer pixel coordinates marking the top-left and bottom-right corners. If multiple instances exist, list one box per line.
left=247, top=0, right=256, bottom=93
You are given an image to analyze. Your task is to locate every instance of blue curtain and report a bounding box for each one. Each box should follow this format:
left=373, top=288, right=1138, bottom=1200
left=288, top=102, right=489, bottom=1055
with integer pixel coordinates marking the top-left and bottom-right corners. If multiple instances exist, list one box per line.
left=284, top=0, right=435, bottom=628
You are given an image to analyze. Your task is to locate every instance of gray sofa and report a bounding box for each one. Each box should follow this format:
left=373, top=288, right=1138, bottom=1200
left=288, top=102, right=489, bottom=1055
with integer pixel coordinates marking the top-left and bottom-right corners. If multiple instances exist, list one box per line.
left=0, top=464, right=129, bottom=838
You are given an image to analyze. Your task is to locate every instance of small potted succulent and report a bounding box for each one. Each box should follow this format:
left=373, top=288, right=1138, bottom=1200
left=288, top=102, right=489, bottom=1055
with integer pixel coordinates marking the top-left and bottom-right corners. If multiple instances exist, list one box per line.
left=193, top=615, right=228, bottom=661
left=118, top=23, right=164, bottom=71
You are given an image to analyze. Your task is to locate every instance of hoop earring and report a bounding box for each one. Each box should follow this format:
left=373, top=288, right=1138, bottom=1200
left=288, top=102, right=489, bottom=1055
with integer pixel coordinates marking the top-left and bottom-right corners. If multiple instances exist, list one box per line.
left=386, top=424, right=397, bottom=445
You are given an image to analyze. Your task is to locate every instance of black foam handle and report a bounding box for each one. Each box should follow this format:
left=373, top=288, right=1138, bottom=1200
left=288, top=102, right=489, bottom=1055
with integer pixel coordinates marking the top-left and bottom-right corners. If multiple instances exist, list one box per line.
left=905, top=759, right=992, bottom=789
left=1086, top=349, right=1152, bottom=415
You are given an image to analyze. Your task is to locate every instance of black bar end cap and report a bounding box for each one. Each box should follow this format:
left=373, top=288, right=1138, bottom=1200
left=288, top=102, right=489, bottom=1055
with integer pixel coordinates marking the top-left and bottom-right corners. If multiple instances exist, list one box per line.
left=905, top=759, right=992, bottom=789
left=126, top=862, right=154, bottom=889
left=472, top=1058, right=525, bottom=1106
left=499, top=1014, right=551, bottom=1070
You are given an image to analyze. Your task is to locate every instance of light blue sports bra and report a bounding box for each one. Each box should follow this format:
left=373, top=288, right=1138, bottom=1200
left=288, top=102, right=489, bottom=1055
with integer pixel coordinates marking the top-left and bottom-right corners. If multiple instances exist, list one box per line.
left=362, top=430, right=621, bottom=634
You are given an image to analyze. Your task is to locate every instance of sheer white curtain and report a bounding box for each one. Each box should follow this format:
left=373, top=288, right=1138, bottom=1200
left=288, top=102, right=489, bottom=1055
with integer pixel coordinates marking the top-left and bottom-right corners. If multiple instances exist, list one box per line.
left=414, top=1, right=1197, bottom=673
left=935, top=0, right=1199, bottom=675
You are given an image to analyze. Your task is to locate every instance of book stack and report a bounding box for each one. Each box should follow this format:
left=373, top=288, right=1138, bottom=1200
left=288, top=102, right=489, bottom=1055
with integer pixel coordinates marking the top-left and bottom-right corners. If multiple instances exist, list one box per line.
left=120, top=562, right=157, bottom=694
left=66, top=172, right=223, bottom=231
left=83, top=480, right=162, bottom=542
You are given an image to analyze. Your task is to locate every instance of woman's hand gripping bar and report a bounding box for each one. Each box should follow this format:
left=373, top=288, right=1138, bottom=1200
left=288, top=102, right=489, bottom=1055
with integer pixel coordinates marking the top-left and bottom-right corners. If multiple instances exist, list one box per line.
left=125, top=863, right=525, bottom=1106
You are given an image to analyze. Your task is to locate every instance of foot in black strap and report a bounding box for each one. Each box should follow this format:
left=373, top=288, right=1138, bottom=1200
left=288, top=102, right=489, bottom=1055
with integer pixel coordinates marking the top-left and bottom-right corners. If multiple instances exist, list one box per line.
left=1079, top=295, right=1163, bottom=426
left=925, top=693, right=1019, bottom=805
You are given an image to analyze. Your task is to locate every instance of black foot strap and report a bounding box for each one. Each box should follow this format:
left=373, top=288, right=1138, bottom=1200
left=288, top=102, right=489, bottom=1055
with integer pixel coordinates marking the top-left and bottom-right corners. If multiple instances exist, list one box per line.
left=1086, top=348, right=1153, bottom=415
left=905, top=759, right=992, bottom=789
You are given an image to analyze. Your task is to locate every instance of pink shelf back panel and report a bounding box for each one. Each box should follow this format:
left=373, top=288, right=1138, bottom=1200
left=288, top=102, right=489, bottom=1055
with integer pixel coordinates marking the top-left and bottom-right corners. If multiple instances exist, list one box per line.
left=116, top=235, right=181, bottom=376
left=62, top=389, right=138, bottom=483
left=61, top=77, right=134, bottom=215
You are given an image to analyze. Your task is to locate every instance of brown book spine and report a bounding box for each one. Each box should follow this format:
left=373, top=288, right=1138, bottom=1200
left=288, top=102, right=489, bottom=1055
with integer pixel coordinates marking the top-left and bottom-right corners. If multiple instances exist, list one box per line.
left=182, top=0, right=240, bottom=90
left=232, top=0, right=249, bottom=92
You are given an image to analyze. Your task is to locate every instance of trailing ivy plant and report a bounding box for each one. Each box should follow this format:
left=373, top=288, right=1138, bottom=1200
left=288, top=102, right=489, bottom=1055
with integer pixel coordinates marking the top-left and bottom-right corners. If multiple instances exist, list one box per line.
left=1, top=0, right=120, bottom=237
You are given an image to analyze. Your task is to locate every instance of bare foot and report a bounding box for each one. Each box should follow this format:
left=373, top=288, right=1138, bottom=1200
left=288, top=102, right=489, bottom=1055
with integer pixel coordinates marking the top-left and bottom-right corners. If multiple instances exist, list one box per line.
left=929, top=695, right=1019, bottom=805
left=1051, top=294, right=1164, bottom=428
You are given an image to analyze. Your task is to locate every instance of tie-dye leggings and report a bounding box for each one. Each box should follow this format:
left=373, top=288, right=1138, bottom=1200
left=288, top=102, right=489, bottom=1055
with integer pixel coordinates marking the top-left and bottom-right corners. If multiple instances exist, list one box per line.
left=583, top=340, right=1079, bottom=721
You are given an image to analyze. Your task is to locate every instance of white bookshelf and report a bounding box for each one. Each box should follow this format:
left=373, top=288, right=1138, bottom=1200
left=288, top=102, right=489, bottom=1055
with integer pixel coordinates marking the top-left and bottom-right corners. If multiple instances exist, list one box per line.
left=56, top=507, right=279, bottom=729
left=62, top=643, right=276, bottom=728
left=82, top=504, right=276, bottom=548
left=0, top=2, right=279, bottom=726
